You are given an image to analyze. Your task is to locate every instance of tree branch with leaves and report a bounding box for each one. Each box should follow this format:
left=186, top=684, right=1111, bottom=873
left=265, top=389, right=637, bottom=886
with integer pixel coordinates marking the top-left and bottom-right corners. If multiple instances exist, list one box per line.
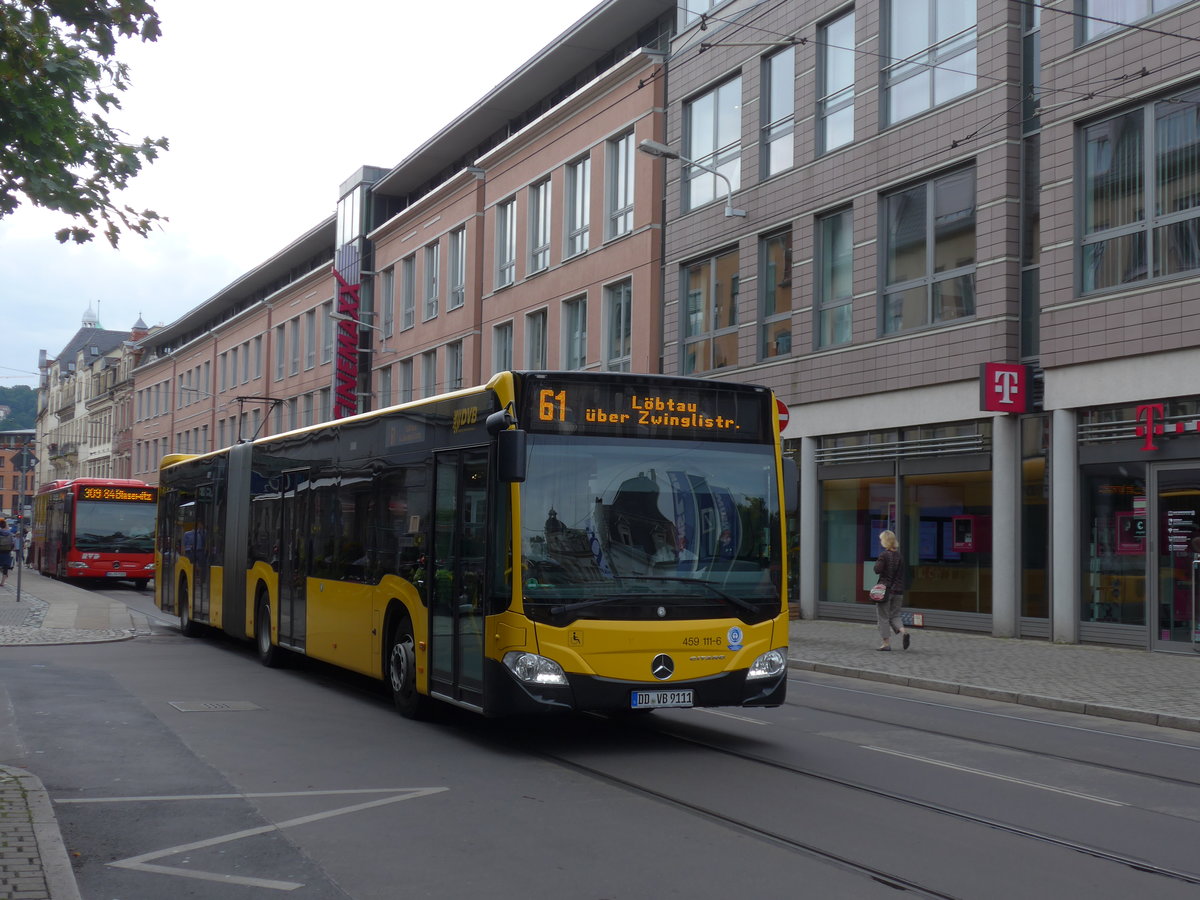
left=0, top=0, right=169, bottom=246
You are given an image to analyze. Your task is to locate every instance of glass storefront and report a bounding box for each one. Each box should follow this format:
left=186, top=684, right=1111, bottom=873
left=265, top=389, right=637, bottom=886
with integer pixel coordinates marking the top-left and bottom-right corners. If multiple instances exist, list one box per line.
left=903, top=470, right=992, bottom=614
left=819, top=475, right=895, bottom=605
left=818, top=468, right=994, bottom=614
left=1081, top=463, right=1147, bottom=626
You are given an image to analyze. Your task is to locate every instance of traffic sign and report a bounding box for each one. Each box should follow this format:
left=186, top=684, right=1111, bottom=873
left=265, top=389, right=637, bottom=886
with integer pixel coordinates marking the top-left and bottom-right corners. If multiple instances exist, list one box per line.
left=776, top=398, right=790, bottom=431
left=12, top=449, right=37, bottom=472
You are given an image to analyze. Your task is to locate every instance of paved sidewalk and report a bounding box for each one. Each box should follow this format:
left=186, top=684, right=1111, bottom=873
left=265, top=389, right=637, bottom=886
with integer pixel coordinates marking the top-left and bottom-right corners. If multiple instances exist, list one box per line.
left=3, top=572, right=1200, bottom=898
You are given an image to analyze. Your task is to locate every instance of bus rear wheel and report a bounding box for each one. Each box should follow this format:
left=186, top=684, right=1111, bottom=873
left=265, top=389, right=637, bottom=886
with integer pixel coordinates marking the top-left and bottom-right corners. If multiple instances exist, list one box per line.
left=255, top=593, right=283, bottom=668
left=178, top=578, right=200, bottom=638
left=387, top=620, right=432, bottom=720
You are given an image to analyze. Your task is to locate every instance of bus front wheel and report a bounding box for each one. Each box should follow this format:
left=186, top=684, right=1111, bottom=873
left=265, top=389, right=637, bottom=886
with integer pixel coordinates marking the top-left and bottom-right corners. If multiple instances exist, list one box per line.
left=178, top=578, right=200, bottom=638
left=387, top=619, right=432, bottom=720
left=255, top=593, right=284, bottom=668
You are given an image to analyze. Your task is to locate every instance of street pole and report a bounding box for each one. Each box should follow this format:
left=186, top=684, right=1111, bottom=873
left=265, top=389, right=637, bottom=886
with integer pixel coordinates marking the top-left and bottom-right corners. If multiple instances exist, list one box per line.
left=12, top=443, right=36, bottom=604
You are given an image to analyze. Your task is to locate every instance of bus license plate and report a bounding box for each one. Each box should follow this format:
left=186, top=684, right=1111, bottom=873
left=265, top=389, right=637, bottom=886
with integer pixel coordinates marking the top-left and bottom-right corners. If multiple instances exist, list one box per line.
left=631, top=690, right=693, bottom=709
left=105, top=571, right=125, bottom=576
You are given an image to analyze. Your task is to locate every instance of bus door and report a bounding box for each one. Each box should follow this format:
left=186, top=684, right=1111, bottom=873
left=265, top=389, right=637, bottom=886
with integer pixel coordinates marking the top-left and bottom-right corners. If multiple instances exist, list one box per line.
left=157, top=489, right=178, bottom=615
left=191, top=484, right=214, bottom=621
left=429, top=449, right=488, bottom=707
left=277, top=468, right=310, bottom=651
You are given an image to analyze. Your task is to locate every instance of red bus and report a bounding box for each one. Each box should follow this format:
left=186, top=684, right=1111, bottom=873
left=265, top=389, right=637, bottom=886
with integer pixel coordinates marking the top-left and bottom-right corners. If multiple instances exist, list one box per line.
left=31, top=478, right=158, bottom=589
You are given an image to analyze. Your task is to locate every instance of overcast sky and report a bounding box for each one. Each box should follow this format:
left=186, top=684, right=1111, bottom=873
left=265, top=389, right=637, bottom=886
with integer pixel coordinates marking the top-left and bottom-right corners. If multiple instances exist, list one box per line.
left=0, top=0, right=601, bottom=390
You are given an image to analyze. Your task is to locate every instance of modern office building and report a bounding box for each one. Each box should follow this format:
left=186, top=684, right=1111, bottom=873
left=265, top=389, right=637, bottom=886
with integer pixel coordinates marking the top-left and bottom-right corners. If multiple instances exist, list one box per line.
left=657, top=0, right=1200, bottom=651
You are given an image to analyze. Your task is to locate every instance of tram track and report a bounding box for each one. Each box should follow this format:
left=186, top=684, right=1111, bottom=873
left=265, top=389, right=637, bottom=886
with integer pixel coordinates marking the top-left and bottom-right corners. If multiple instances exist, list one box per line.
left=787, top=675, right=1200, bottom=793
left=515, top=711, right=1200, bottom=896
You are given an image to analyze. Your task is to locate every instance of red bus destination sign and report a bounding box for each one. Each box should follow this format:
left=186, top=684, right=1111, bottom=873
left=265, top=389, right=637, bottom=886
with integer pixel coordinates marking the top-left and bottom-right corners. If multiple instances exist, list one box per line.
left=80, top=486, right=156, bottom=502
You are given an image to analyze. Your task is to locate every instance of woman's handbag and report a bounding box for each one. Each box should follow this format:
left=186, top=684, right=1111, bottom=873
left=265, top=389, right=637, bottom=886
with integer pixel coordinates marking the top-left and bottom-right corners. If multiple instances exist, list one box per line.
left=869, top=583, right=888, bottom=602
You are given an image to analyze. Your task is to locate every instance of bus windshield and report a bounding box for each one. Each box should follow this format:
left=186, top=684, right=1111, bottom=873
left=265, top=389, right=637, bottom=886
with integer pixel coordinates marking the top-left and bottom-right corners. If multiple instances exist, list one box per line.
left=74, top=500, right=157, bottom=553
left=519, top=435, right=781, bottom=624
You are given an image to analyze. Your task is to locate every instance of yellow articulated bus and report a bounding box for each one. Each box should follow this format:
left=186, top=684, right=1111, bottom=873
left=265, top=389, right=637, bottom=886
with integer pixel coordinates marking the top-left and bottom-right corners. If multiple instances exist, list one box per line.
left=155, top=371, right=795, bottom=718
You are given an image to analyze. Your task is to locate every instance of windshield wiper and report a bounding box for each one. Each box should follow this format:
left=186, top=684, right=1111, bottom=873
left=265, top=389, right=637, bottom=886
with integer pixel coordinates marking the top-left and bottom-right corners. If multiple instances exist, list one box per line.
left=548, top=576, right=759, bottom=616
left=613, top=575, right=760, bottom=614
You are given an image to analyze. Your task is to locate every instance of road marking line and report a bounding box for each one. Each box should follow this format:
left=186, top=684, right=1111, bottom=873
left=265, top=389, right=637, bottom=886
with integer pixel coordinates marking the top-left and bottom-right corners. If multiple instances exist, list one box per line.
left=97, top=787, right=447, bottom=890
left=695, top=708, right=772, bottom=725
left=862, top=746, right=1125, bottom=806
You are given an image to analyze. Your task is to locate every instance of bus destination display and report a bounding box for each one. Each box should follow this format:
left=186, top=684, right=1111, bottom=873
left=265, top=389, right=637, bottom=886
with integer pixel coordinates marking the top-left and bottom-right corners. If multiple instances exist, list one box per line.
left=80, top=486, right=156, bottom=503
left=523, top=379, right=766, bottom=441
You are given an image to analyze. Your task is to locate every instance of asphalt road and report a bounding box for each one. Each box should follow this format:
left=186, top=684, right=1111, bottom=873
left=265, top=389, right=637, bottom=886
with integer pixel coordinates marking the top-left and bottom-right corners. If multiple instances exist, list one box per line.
left=2, top=586, right=1199, bottom=899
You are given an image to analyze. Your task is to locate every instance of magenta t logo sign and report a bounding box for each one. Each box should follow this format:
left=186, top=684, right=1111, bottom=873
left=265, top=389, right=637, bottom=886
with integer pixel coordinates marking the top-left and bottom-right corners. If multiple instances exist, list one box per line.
left=1135, top=403, right=1165, bottom=451
left=979, top=363, right=1029, bottom=413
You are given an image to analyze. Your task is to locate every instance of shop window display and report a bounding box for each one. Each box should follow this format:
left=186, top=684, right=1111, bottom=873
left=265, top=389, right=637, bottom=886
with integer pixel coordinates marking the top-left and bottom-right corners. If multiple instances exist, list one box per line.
left=1081, top=464, right=1147, bottom=626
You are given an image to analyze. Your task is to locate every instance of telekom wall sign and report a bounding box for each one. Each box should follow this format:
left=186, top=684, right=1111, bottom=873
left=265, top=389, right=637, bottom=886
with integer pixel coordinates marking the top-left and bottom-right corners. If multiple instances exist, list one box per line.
left=332, top=268, right=361, bottom=419
left=979, top=363, right=1031, bottom=414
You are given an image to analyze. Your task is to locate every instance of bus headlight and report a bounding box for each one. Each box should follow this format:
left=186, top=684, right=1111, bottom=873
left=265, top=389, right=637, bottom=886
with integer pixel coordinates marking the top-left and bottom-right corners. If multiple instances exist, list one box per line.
left=503, top=651, right=568, bottom=686
left=747, top=648, right=786, bottom=680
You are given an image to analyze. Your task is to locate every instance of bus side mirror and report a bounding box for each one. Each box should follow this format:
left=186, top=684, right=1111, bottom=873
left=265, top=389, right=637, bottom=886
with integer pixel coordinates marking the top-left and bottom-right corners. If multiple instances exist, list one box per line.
left=783, top=457, right=798, bottom=515
left=497, top=429, right=527, bottom=483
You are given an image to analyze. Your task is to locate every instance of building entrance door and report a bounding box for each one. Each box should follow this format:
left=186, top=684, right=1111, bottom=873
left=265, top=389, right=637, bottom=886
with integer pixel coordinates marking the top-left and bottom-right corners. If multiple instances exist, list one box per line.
left=1151, top=465, right=1200, bottom=652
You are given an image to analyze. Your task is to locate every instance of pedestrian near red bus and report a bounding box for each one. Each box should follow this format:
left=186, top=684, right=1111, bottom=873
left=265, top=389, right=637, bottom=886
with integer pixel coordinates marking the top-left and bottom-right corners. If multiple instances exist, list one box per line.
left=873, top=530, right=910, bottom=651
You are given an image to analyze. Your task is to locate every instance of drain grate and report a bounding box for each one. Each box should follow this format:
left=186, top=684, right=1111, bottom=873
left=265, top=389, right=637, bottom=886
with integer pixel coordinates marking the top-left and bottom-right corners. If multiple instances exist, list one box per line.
left=169, top=700, right=263, bottom=712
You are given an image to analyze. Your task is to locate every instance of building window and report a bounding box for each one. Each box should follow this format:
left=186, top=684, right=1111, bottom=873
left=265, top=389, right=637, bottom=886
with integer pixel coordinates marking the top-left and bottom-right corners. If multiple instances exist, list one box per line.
left=493, top=322, right=513, bottom=374
left=565, top=156, right=591, bottom=258
left=218, top=352, right=227, bottom=392
left=496, top=198, right=516, bottom=288
left=607, top=131, right=635, bottom=238
left=681, top=0, right=719, bottom=27
left=423, top=242, right=439, bottom=320
left=421, top=350, right=437, bottom=398
left=321, top=301, right=333, bottom=364
left=604, top=280, right=632, bottom=372
left=684, top=77, right=741, bottom=212
left=1084, top=0, right=1186, bottom=41
left=381, top=267, right=396, bottom=336
left=274, top=324, right=285, bottom=381
left=816, top=208, right=853, bottom=348
left=818, top=10, right=855, bottom=154
left=882, top=167, right=976, bottom=334
left=449, top=228, right=466, bottom=309
left=305, top=309, right=316, bottom=370
left=759, top=230, right=793, bottom=358
left=563, top=296, right=587, bottom=370
left=446, top=341, right=463, bottom=390
left=529, top=179, right=551, bottom=273
left=290, top=317, right=300, bottom=375
left=253, top=336, right=262, bottom=378
left=682, top=249, right=738, bottom=374
left=885, top=0, right=975, bottom=125
left=1082, top=87, right=1200, bottom=293
left=398, top=358, right=413, bottom=404
left=379, top=365, right=393, bottom=408
left=401, top=255, right=415, bottom=329
left=319, top=387, right=331, bottom=421
left=761, top=47, right=794, bottom=176
left=526, top=309, right=547, bottom=368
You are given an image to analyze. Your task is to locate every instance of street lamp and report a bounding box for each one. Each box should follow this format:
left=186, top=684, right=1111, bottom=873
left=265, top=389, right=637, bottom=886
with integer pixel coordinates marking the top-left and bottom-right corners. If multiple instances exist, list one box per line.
left=329, top=310, right=388, bottom=352
left=638, top=139, right=746, bottom=218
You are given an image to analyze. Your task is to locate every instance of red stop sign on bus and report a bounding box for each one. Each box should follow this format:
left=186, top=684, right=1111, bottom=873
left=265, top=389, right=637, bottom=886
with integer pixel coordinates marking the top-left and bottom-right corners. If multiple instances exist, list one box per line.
left=776, top=398, right=790, bottom=431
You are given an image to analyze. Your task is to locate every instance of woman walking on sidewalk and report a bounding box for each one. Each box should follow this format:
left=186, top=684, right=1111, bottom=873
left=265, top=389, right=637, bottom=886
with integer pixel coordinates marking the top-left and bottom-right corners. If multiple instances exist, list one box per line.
left=873, top=530, right=910, bottom=651
left=0, top=519, right=13, bottom=587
